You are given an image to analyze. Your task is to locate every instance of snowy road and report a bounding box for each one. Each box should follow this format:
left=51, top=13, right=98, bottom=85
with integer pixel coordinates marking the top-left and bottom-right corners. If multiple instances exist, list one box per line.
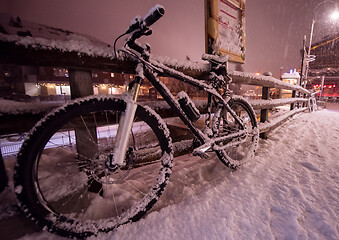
left=1, top=109, right=338, bottom=240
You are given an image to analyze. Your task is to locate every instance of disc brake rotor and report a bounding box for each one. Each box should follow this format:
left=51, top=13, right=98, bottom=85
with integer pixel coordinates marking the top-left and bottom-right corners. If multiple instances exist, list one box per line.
left=89, top=150, right=133, bottom=185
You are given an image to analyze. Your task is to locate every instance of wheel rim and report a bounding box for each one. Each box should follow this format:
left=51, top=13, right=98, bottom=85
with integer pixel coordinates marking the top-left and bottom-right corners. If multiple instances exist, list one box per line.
left=24, top=101, right=172, bottom=234
left=214, top=99, right=258, bottom=167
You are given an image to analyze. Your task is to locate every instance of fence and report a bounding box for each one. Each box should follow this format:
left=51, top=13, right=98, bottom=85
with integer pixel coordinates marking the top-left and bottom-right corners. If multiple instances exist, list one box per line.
left=0, top=58, right=312, bottom=151
left=148, top=58, right=311, bottom=139
left=229, top=71, right=310, bottom=138
left=0, top=36, right=312, bottom=191
left=1, top=141, right=23, bottom=157
left=0, top=69, right=311, bottom=158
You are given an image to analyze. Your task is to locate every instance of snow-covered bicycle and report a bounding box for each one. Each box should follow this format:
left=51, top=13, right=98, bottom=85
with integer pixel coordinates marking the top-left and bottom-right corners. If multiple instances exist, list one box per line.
left=14, top=5, right=259, bottom=238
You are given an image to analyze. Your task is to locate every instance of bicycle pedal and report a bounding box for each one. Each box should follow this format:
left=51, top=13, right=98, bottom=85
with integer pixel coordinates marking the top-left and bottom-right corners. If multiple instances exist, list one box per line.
left=193, top=149, right=209, bottom=159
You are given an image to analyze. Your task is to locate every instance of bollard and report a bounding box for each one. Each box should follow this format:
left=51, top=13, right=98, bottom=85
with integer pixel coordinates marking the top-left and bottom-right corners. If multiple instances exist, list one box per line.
left=260, top=86, right=270, bottom=139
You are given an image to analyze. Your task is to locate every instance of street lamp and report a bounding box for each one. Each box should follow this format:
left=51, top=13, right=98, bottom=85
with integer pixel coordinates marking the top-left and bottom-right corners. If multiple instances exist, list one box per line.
left=330, top=10, right=339, bottom=20
left=304, top=0, right=339, bottom=89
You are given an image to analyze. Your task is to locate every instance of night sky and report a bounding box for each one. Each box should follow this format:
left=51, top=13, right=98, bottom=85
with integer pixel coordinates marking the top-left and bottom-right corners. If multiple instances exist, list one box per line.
left=1, top=0, right=338, bottom=77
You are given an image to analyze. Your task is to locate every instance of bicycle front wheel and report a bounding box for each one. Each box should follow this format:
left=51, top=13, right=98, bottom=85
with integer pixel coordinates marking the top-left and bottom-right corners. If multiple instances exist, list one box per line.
left=214, top=96, right=259, bottom=169
left=14, top=96, right=173, bottom=238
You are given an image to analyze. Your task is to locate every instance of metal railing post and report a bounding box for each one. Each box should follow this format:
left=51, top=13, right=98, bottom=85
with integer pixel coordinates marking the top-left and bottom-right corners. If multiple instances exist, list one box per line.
left=260, top=86, right=270, bottom=139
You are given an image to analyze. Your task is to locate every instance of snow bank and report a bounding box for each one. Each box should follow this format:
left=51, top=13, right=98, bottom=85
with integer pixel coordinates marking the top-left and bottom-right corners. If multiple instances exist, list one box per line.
left=107, top=109, right=338, bottom=240
left=0, top=98, right=60, bottom=116
left=1, top=109, right=338, bottom=240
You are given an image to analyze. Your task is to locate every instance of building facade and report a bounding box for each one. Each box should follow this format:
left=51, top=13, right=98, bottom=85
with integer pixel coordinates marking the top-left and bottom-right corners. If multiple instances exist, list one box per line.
left=306, top=34, right=339, bottom=100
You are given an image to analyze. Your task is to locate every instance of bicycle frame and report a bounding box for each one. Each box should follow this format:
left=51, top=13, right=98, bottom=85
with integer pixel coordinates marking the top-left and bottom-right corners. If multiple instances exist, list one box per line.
left=112, top=53, right=248, bottom=166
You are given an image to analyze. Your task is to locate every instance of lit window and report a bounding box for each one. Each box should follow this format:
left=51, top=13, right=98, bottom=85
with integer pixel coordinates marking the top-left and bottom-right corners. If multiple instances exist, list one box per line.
left=53, top=68, right=69, bottom=77
left=111, top=73, right=115, bottom=78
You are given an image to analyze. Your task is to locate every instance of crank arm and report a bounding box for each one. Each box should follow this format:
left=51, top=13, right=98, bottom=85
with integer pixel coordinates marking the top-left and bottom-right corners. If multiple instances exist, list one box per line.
left=193, top=130, right=246, bottom=157
left=192, top=140, right=213, bottom=158
left=213, top=129, right=248, bottom=143
left=212, top=137, right=247, bottom=151
left=193, top=127, right=258, bottom=156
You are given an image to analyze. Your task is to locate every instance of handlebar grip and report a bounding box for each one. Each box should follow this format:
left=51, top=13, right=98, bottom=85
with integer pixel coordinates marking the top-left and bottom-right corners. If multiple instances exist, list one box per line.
left=143, top=4, right=165, bottom=27
left=125, top=5, right=165, bottom=34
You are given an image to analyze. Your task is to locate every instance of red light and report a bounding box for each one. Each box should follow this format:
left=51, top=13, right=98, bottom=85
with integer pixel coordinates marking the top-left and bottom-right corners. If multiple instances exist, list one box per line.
left=334, top=85, right=336, bottom=88
left=324, top=85, right=327, bottom=88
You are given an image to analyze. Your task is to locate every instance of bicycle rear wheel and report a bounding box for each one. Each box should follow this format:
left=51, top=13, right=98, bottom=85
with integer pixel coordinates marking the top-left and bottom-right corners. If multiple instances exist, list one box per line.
left=214, top=96, right=259, bottom=169
left=14, top=96, right=173, bottom=238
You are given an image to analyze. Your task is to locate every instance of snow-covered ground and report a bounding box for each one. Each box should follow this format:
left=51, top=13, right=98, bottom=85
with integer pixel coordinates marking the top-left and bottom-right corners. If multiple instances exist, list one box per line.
left=1, top=108, right=338, bottom=240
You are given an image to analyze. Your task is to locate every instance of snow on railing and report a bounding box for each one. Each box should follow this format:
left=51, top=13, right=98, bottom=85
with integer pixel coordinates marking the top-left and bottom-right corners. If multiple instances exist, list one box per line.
left=150, top=56, right=310, bottom=95
left=0, top=30, right=116, bottom=60
left=230, top=71, right=310, bottom=95
left=1, top=29, right=309, bottom=95
left=258, top=107, right=308, bottom=133
left=0, top=27, right=311, bottom=139
left=248, top=98, right=308, bottom=110
left=0, top=99, right=59, bottom=116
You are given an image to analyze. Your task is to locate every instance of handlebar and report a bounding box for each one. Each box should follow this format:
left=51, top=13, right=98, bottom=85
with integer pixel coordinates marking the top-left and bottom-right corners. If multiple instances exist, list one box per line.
left=143, top=5, right=165, bottom=28
left=125, top=4, right=165, bottom=34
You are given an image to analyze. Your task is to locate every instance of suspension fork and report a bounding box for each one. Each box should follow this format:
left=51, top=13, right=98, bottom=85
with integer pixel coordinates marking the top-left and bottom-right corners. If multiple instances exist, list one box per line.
left=111, top=63, right=143, bottom=167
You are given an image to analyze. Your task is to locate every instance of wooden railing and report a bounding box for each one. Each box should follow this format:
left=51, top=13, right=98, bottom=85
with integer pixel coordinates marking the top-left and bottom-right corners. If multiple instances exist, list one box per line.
left=0, top=39, right=312, bottom=141
left=0, top=36, right=312, bottom=190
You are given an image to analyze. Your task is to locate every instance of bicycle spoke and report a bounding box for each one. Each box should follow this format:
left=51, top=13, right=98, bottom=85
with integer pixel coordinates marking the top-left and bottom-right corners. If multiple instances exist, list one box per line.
left=123, top=179, right=146, bottom=196
left=111, top=190, right=119, bottom=217
left=80, top=115, right=98, bottom=145
left=15, top=96, right=172, bottom=237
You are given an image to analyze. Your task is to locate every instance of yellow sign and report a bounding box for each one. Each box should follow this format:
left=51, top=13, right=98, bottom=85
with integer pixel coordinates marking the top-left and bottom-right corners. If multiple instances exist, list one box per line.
left=206, top=0, right=246, bottom=63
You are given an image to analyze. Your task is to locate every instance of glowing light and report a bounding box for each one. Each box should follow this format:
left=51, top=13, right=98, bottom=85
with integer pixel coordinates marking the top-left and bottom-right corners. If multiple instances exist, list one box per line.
left=256, top=72, right=260, bottom=76
left=330, top=10, right=339, bottom=21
